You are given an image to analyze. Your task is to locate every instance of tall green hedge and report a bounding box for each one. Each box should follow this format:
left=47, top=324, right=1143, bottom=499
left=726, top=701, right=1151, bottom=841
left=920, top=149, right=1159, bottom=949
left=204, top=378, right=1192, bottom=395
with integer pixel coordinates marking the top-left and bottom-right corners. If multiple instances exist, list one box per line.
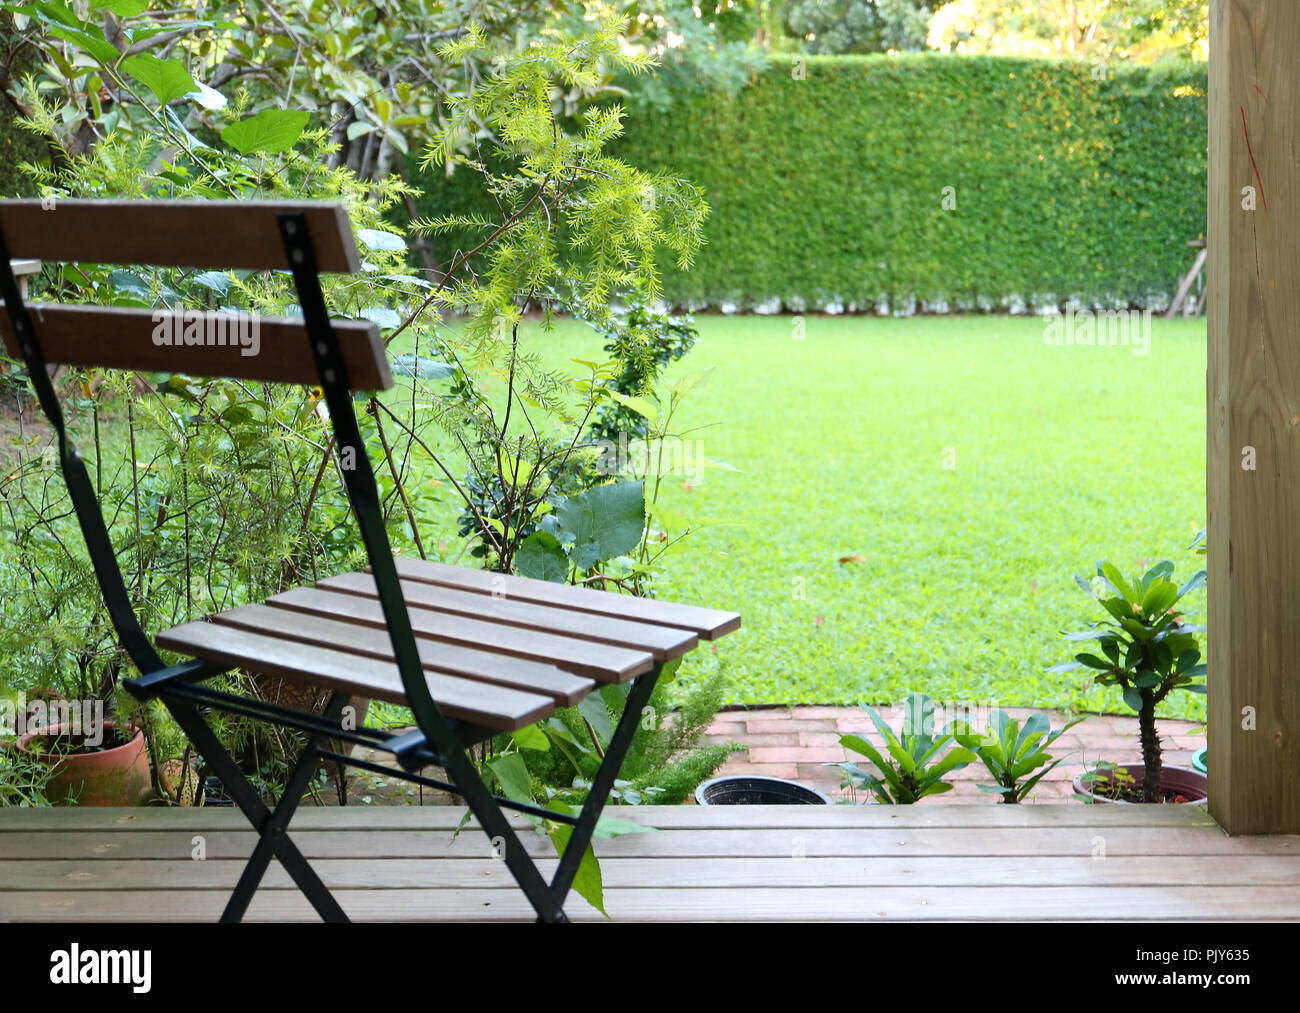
left=412, top=54, right=1207, bottom=313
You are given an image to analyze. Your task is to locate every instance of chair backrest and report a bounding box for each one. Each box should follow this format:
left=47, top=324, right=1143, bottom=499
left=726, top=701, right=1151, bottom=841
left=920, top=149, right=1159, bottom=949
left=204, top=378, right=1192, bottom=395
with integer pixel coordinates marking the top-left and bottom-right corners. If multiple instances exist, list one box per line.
left=0, top=199, right=392, bottom=391
left=0, top=198, right=442, bottom=739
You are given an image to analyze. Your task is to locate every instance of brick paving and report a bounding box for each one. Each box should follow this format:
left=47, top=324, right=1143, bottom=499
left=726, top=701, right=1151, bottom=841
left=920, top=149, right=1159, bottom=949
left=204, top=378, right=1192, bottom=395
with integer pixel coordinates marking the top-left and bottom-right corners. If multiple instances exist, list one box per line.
left=702, top=705, right=1206, bottom=803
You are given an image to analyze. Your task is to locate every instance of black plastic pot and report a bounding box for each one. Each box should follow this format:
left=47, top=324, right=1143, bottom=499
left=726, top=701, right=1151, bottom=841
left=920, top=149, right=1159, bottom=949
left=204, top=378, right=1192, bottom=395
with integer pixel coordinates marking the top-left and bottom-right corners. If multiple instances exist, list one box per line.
left=203, top=775, right=234, bottom=807
left=695, top=775, right=830, bottom=805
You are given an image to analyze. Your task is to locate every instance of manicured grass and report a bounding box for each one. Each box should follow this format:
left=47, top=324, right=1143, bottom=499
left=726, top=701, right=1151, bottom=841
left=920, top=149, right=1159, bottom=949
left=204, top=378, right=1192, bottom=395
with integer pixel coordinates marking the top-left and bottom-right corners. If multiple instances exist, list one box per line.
left=516, top=312, right=1209, bottom=718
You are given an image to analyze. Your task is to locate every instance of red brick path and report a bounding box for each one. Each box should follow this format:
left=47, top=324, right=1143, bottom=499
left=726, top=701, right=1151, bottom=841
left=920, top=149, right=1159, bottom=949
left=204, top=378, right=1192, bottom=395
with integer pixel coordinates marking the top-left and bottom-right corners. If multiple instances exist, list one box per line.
left=703, top=705, right=1206, bottom=803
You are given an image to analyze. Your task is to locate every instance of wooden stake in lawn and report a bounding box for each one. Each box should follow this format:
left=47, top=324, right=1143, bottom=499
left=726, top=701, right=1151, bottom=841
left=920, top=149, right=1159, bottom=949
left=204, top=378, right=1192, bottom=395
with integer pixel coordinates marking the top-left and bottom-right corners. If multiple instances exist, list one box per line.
left=1207, top=0, right=1300, bottom=834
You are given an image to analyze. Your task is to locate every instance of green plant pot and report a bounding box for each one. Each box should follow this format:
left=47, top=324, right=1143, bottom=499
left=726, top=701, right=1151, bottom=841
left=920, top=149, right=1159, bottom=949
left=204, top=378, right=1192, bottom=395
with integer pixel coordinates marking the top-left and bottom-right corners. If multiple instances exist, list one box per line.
left=1192, top=747, right=1207, bottom=774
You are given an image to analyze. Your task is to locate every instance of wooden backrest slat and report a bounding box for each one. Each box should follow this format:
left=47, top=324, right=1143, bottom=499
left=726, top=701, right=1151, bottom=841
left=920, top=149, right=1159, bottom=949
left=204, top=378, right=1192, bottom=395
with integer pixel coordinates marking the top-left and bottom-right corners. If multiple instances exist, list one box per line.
left=0, top=200, right=360, bottom=273
left=0, top=303, right=393, bottom=391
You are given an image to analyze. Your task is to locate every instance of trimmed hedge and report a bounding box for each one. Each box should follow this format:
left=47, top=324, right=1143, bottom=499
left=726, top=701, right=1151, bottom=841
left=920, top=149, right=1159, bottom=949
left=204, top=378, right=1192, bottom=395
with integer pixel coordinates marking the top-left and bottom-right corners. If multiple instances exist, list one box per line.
left=412, top=54, right=1207, bottom=313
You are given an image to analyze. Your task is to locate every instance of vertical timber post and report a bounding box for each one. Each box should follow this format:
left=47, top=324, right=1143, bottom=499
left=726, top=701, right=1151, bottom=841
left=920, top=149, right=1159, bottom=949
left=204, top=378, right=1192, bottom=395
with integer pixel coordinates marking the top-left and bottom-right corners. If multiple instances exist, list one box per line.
left=1207, top=0, right=1300, bottom=833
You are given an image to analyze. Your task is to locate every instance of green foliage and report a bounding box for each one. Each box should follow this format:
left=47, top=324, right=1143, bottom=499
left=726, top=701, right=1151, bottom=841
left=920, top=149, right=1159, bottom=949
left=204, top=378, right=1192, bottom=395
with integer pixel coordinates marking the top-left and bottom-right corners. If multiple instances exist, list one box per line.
left=0, top=738, right=50, bottom=806
left=830, top=692, right=975, bottom=803
left=954, top=709, right=1082, bottom=803
left=784, top=0, right=936, bottom=54
left=417, top=54, right=1207, bottom=312
left=1051, top=558, right=1206, bottom=802
left=929, top=0, right=1208, bottom=63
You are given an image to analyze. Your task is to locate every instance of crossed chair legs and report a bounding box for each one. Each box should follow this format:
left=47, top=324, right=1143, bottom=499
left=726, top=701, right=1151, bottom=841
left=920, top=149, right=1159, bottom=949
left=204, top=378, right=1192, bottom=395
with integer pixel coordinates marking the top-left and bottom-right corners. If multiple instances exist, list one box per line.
left=134, top=667, right=661, bottom=923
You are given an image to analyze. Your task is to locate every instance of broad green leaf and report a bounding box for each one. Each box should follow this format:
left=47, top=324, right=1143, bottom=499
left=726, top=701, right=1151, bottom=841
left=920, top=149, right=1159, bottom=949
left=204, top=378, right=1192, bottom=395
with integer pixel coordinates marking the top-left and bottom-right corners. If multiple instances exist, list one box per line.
left=548, top=824, right=606, bottom=918
left=485, top=753, right=531, bottom=805
left=592, top=815, right=649, bottom=839
left=1122, top=686, right=1145, bottom=712
left=577, top=694, right=612, bottom=745
left=549, top=481, right=645, bottom=570
left=357, top=228, right=406, bottom=252
left=122, top=55, right=197, bottom=104
left=839, top=734, right=890, bottom=776
left=1141, top=579, right=1179, bottom=618
left=93, top=0, right=148, bottom=14
left=515, top=531, right=569, bottom=582
left=1101, top=562, right=1135, bottom=602
left=191, top=271, right=232, bottom=295
left=512, top=723, right=549, bottom=751
left=187, top=81, right=227, bottom=110
left=1074, top=653, right=1112, bottom=670
left=390, top=353, right=453, bottom=379
left=603, top=389, right=658, bottom=423
left=221, top=108, right=310, bottom=154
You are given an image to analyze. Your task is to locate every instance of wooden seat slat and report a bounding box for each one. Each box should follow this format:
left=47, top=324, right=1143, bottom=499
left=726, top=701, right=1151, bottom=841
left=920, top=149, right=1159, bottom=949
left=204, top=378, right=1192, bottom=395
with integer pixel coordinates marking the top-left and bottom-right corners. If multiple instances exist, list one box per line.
left=265, top=586, right=653, bottom=682
left=154, top=622, right=555, bottom=731
left=0, top=304, right=392, bottom=391
left=209, top=604, right=595, bottom=706
left=0, top=200, right=361, bottom=273
left=387, top=557, right=742, bottom=640
left=319, top=571, right=699, bottom=660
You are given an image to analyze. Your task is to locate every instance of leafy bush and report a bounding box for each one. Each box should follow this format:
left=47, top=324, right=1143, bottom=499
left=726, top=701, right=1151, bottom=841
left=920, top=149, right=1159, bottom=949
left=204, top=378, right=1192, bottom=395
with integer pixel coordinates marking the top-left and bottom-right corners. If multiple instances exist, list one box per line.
left=830, top=692, right=975, bottom=803
left=416, top=53, right=1207, bottom=313
left=954, top=709, right=1082, bottom=803
left=1050, top=559, right=1207, bottom=802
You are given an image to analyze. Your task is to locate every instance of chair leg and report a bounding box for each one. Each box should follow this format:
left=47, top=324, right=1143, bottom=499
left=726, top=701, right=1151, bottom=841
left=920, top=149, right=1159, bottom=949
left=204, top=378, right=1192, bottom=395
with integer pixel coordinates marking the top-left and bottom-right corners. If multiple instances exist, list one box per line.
left=161, top=692, right=350, bottom=923
left=437, top=743, right=569, bottom=922
left=549, top=666, right=661, bottom=906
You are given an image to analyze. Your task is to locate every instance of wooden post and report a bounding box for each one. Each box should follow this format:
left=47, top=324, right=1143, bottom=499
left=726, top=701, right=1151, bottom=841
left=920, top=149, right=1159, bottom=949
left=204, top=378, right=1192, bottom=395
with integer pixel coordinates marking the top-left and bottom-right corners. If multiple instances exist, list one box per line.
left=1207, top=0, right=1300, bottom=834
left=9, top=258, right=39, bottom=299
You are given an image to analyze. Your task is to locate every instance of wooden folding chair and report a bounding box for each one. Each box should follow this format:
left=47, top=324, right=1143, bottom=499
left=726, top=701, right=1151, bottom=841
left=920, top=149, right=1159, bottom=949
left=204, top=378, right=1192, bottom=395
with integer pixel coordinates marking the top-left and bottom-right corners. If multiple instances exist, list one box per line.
left=0, top=199, right=740, bottom=922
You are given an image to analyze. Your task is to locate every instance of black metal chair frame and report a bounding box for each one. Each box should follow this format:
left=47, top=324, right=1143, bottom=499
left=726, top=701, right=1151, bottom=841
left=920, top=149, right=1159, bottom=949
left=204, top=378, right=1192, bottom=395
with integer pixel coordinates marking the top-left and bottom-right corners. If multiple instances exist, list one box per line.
left=0, top=213, right=662, bottom=923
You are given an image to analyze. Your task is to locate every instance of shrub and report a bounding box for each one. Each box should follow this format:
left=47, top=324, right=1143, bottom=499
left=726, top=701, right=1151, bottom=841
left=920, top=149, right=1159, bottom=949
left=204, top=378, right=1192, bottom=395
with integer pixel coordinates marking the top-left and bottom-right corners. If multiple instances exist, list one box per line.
left=414, top=54, right=1207, bottom=313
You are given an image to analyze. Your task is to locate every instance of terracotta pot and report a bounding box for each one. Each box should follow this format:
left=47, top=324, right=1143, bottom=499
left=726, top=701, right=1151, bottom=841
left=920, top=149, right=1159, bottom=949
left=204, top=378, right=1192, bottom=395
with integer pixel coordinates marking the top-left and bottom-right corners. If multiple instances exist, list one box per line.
left=1072, top=762, right=1208, bottom=804
left=16, top=720, right=152, bottom=806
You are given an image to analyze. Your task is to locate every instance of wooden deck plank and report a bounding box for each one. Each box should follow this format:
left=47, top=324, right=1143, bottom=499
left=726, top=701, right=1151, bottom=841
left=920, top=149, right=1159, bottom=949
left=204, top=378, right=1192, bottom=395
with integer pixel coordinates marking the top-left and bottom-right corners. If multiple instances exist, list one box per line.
left=267, top=586, right=653, bottom=681
left=5, top=886, right=1298, bottom=922
left=389, top=557, right=742, bottom=640
left=7, top=855, right=1300, bottom=892
left=3, top=807, right=1295, bottom=922
left=3, top=827, right=1294, bottom=861
left=0, top=804, right=1222, bottom=832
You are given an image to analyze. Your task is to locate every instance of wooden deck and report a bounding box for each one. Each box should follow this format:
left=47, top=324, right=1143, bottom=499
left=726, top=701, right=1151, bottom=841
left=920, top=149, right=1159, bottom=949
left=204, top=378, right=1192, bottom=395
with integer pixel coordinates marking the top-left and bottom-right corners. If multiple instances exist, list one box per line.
left=2, top=805, right=1297, bottom=921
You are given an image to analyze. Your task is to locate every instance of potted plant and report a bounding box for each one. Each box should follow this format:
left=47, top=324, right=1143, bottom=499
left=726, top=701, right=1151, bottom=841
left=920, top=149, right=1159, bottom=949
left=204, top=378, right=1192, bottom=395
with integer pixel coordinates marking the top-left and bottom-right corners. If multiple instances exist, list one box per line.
left=826, top=693, right=976, bottom=804
left=954, top=709, right=1083, bottom=803
left=14, top=718, right=152, bottom=806
left=1051, top=560, right=1209, bottom=803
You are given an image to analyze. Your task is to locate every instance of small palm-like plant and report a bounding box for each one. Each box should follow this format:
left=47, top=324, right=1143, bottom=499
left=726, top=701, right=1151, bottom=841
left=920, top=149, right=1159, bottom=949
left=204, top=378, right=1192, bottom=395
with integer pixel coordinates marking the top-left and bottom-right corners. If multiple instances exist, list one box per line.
left=1050, top=560, right=1207, bottom=803
left=829, top=693, right=975, bottom=804
left=954, top=710, right=1082, bottom=803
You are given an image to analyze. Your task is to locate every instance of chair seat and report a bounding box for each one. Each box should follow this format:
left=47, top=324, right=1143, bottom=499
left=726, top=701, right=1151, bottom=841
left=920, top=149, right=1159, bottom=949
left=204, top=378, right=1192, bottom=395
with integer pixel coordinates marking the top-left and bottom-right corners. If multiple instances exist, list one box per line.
left=154, top=558, right=742, bottom=732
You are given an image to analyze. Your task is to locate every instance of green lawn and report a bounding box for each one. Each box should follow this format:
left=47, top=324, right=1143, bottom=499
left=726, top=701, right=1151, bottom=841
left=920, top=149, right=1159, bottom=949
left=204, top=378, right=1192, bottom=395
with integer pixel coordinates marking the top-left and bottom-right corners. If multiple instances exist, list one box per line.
left=515, top=312, right=1209, bottom=719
